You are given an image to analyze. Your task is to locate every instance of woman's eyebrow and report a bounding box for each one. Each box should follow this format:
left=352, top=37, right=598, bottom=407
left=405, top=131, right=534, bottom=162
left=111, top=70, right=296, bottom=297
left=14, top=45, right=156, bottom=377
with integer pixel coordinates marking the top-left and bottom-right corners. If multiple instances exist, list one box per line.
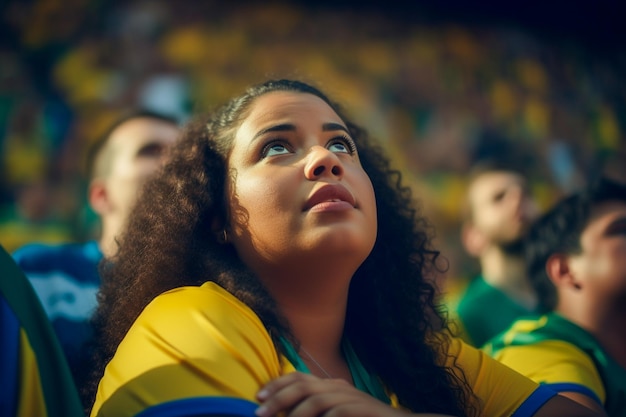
left=252, top=122, right=349, bottom=142
left=252, top=123, right=296, bottom=142
left=323, top=122, right=349, bottom=134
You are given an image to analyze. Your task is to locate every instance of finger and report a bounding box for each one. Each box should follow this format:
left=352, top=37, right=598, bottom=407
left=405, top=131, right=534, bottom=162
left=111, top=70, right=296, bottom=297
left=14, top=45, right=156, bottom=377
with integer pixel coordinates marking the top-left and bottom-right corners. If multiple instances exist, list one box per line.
left=256, top=375, right=349, bottom=417
left=268, top=389, right=386, bottom=417
left=257, top=372, right=317, bottom=401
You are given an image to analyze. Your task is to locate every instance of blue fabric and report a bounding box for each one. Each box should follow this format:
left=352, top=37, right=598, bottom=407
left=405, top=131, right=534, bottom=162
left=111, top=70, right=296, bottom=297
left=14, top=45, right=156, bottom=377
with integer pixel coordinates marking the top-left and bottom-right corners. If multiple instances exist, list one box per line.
left=511, top=385, right=557, bottom=417
left=12, top=240, right=102, bottom=386
left=13, top=240, right=102, bottom=283
left=0, top=244, right=83, bottom=417
left=0, top=297, right=20, bottom=417
left=135, top=397, right=258, bottom=417
left=545, top=382, right=603, bottom=406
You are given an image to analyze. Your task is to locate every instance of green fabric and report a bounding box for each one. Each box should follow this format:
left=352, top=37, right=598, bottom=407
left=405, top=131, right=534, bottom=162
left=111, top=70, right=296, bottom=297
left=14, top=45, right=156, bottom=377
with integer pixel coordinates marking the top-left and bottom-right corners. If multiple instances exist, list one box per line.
left=0, top=245, right=84, bottom=417
left=280, top=338, right=390, bottom=404
left=488, top=313, right=626, bottom=417
left=456, top=275, right=539, bottom=347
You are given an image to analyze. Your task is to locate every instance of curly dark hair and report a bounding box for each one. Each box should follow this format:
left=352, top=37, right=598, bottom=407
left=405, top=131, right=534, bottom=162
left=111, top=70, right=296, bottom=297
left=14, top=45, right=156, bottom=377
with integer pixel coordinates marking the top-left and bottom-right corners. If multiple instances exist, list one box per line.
left=85, top=79, right=476, bottom=416
left=526, top=175, right=626, bottom=312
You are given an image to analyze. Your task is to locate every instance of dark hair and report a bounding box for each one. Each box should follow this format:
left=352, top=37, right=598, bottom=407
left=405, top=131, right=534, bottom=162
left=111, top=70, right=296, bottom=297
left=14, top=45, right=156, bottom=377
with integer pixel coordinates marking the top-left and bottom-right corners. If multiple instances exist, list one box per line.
left=86, top=79, right=475, bottom=415
left=526, top=176, right=626, bottom=311
left=84, top=109, right=180, bottom=179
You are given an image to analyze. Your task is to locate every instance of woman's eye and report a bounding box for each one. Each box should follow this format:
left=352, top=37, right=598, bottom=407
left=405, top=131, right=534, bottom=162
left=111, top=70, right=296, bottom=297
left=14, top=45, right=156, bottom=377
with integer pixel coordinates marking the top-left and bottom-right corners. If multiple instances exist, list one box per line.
left=262, top=142, right=291, bottom=157
left=328, top=135, right=356, bottom=154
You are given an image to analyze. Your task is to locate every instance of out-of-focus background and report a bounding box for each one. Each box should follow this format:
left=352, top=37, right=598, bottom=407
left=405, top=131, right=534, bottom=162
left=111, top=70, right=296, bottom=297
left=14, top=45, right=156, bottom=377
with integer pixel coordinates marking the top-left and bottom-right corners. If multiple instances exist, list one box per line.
left=1, top=0, right=624, bottom=293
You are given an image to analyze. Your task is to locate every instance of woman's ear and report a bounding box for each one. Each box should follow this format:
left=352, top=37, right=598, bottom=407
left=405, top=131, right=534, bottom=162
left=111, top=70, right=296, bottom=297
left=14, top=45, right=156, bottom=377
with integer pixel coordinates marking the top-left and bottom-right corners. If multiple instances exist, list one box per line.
left=461, top=223, right=486, bottom=257
left=88, top=179, right=112, bottom=216
left=545, top=253, right=581, bottom=290
left=211, top=218, right=229, bottom=244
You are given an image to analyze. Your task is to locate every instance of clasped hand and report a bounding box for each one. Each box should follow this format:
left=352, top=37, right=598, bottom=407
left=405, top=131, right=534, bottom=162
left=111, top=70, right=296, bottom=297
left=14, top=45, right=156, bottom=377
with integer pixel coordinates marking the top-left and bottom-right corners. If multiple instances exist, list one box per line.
left=255, top=372, right=457, bottom=417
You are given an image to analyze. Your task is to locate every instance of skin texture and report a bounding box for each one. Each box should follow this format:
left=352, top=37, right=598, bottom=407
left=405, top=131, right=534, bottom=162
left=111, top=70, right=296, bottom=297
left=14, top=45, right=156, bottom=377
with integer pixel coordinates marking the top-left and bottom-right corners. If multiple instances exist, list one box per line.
left=464, top=171, right=537, bottom=250
left=89, top=117, right=180, bottom=257
left=255, top=373, right=455, bottom=417
left=226, top=92, right=377, bottom=305
left=564, top=201, right=626, bottom=304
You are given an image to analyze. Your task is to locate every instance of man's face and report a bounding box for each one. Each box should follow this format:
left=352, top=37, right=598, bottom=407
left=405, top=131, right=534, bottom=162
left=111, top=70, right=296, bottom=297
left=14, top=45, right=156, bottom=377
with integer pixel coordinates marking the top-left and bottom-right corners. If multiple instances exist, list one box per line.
left=104, top=117, right=180, bottom=219
left=468, top=171, right=539, bottom=250
left=568, top=201, right=626, bottom=300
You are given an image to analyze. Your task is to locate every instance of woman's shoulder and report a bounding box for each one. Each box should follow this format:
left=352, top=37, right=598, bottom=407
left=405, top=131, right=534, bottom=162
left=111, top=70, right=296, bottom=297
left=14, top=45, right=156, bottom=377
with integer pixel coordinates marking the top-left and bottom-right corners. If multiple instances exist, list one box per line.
left=152, top=281, right=247, bottom=309
left=132, top=281, right=269, bottom=344
left=443, top=336, right=549, bottom=417
left=94, top=282, right=284, bottom=417
left=109, top=280, right=280, bottom=382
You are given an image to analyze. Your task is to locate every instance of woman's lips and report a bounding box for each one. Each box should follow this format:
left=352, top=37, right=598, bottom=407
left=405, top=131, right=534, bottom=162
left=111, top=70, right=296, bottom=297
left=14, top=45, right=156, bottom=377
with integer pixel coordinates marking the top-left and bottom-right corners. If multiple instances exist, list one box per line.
left=304, top=184, right=356, bottom=212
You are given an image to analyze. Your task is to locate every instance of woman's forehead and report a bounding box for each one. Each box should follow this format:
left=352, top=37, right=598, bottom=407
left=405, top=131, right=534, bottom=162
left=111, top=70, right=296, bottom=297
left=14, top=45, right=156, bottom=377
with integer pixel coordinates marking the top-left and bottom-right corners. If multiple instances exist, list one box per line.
left=243, top=91, right=343, bottom=127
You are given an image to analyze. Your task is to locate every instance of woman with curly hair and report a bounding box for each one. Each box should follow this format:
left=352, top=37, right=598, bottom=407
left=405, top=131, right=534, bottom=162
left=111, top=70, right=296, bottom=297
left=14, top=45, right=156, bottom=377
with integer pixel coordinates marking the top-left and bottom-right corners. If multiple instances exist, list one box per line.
left=87, top=79, right=603, bottom=417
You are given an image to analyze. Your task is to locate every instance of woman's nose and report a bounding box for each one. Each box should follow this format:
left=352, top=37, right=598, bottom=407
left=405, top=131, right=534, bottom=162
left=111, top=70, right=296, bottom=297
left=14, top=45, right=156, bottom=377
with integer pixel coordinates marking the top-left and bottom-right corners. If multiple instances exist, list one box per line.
left=305, top=146, right=344, bottom=180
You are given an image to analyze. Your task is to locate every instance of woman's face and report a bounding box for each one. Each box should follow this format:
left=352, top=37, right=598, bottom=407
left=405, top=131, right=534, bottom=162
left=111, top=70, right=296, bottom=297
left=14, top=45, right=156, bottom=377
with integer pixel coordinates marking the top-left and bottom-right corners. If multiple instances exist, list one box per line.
left=226, top=91, right=377, bottom=279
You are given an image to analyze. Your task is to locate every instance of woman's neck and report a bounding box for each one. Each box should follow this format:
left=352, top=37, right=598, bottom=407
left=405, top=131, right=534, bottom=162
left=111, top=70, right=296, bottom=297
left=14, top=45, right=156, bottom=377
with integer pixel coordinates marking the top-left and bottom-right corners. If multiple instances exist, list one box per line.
left=266, top=267, right=354, bottom=382
left=288, top=308, right=353, bottom=382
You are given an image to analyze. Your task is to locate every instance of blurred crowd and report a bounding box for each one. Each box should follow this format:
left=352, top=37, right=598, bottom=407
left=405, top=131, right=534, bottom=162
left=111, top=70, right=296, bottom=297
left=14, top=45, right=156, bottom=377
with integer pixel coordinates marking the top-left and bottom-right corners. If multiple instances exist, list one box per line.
left=1, top=0, right=624, bottom=286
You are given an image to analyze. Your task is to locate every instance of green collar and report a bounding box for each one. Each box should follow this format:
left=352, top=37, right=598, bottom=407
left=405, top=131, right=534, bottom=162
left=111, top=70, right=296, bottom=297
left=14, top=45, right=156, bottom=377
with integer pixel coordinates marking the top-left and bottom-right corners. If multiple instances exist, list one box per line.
left=280, top=337, right=390, bottom=403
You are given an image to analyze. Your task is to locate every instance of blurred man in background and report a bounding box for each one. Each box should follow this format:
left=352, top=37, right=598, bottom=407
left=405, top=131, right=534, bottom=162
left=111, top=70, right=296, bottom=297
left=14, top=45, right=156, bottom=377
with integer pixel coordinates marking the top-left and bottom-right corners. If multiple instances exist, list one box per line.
left=12, top=110, right=181, bottom=391
left=484, top=175, right=626, bottom=416
left=455, top=159, right=541, bottom=347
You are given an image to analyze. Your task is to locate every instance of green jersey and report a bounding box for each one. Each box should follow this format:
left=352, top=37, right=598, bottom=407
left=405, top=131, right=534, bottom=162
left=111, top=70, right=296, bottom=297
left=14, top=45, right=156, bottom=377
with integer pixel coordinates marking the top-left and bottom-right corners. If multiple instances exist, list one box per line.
left=485, top=313, right=626, bottom=417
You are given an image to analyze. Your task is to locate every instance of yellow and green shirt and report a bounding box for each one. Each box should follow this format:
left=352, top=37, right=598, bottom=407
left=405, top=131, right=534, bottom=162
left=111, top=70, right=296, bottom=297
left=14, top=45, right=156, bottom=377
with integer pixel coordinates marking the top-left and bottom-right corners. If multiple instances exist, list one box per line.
left=484, top=313, right=626, bottom=417
left=92, top=282, right=557, bottom=417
